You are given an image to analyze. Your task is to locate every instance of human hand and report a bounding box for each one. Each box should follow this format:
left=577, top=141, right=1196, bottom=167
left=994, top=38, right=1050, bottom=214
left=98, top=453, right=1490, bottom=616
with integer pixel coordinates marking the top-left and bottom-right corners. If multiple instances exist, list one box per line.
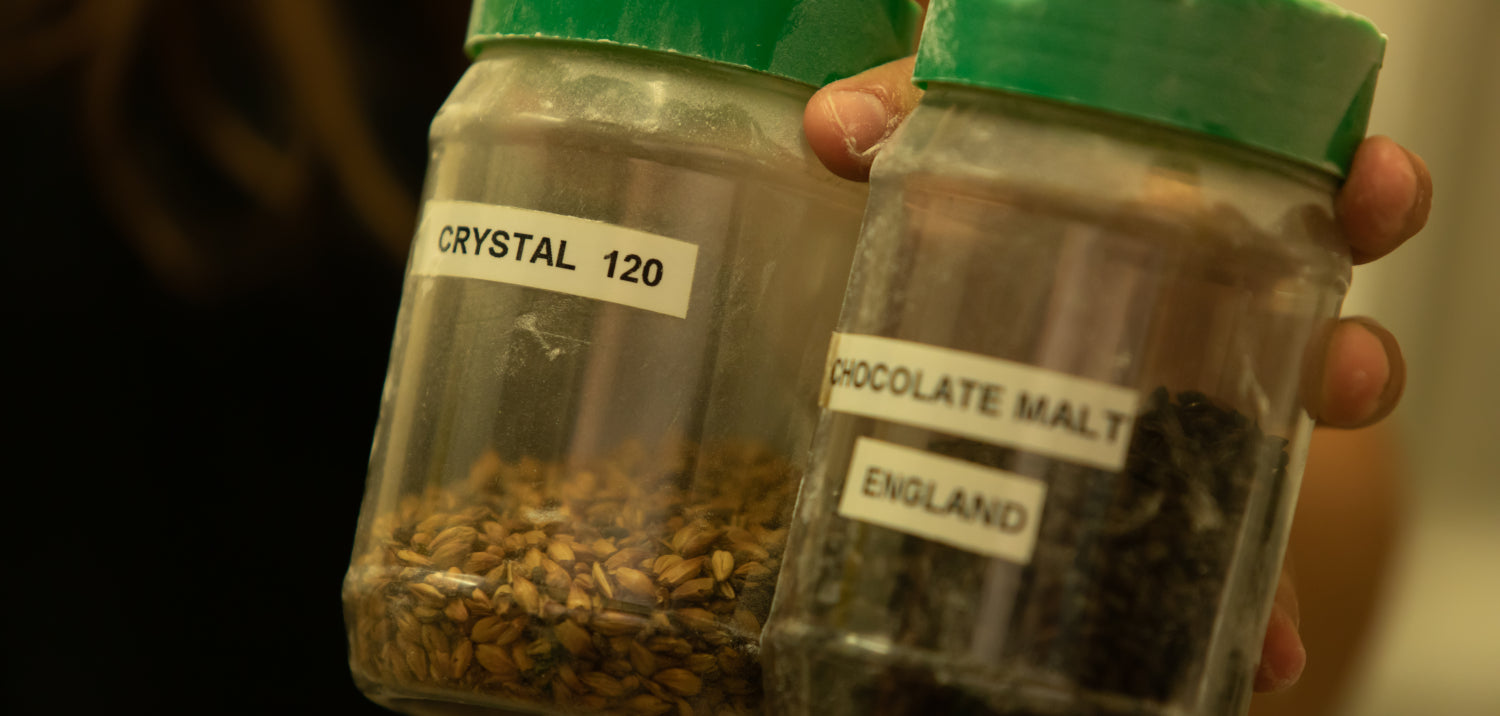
left=803, top=6, right=1432, bottom=694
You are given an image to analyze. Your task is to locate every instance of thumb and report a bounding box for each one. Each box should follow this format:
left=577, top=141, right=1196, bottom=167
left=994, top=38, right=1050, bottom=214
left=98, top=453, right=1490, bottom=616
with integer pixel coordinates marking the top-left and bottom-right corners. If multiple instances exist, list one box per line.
left=803, top=56, right=921, bottom=181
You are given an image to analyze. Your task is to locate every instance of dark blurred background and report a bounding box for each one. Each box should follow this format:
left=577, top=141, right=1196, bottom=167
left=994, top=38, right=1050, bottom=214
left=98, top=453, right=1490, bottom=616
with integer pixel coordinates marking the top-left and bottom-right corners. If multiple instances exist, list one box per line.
left=4, top=1, right=470, bottom=712
left=6, top=1, right=1500, bottom=714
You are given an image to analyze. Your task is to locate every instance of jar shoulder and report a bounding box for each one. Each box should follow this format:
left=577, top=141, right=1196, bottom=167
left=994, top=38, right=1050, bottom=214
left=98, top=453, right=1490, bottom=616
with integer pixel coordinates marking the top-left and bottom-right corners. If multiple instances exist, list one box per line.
left=431, top=42, right=835, bottom=183
left=877, top=87, right=1349, bottom=276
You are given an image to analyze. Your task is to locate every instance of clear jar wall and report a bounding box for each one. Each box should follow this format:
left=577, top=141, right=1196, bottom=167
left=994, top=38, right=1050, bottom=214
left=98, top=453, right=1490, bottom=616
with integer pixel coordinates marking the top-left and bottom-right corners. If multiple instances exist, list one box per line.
left=764, top=86, right=1351, bottom=716
left=344, top=42, right=865, bottom=716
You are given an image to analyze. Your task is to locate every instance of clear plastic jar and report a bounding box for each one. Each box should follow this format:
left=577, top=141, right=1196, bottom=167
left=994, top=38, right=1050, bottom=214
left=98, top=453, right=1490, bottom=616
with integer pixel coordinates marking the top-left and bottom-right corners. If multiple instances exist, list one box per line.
left=342, top=3, right=917, bottom=715
left=764, top=1, right=1386, bottom=715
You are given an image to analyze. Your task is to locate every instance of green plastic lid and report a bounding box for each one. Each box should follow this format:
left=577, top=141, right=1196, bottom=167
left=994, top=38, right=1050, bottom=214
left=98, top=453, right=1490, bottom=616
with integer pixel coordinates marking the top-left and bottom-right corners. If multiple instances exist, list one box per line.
left=466, top=0, right=922, bottom=88
left=913, top=0, right=1387, bottom=176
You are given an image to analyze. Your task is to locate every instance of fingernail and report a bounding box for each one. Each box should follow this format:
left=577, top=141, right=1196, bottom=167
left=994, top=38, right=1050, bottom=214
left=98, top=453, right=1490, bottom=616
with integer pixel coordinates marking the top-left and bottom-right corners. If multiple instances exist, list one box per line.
left=1314, top=316, right=1407, bottom=428
left=827, top=91, right=891, bottom=158
left=1346, top=317, right=1405, bottom=426
left=1324, top=320, right=1390, bottom=424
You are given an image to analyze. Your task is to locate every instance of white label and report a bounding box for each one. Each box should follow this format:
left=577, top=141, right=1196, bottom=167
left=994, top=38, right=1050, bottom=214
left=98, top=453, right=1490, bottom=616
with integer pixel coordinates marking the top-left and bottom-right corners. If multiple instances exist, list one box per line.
left=838, top=437, right=1047, bottom=563
left=823, top=333, right=1140, bottom=471
left=410, top=200, right=700, bottom=318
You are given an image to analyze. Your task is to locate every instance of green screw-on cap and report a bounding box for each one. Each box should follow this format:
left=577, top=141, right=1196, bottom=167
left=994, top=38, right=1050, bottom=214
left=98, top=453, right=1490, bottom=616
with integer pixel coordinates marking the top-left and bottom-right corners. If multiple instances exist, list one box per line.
left=466, top=0, right=922, bottom=88
left=913, top=0, right=1386, bottom=176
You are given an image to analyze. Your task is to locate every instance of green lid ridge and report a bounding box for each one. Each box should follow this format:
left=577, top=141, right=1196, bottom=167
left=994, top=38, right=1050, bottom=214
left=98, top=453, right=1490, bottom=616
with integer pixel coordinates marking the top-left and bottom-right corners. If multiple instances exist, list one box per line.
left=466, top=0, right=922, bottom=88
left=914, top=0, right=1387, bottom=175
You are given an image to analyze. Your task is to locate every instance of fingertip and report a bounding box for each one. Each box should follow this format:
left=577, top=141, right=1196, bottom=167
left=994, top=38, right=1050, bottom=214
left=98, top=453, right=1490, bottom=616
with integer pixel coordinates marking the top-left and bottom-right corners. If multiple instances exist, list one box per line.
left=1311, top=317, right=1404, bottom=428
left=804, top=89, right=887, bottom=182
left=802, top=90, right=859, bottom=180
left=1319, top=319, right=1391, bottom=425
left=802, top=56, right=921, bottom=182
left=1338, top=136, right=1430, bottom=264
left=1255, top=605, right=1307, bottom=692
